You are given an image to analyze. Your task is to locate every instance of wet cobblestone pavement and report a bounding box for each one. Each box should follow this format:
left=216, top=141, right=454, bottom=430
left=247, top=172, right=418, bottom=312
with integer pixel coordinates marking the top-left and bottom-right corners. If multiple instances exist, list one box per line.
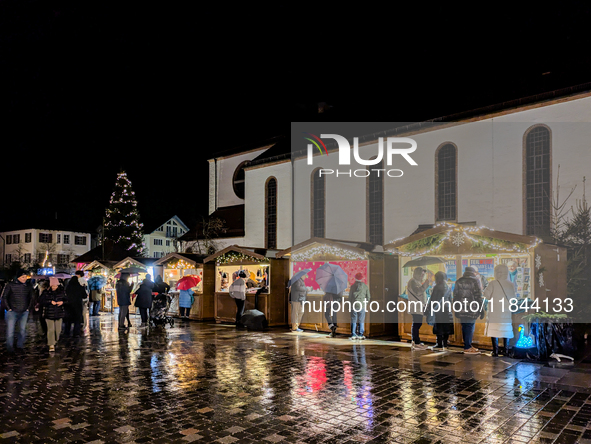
left=1, top=314, right=591, bottom=443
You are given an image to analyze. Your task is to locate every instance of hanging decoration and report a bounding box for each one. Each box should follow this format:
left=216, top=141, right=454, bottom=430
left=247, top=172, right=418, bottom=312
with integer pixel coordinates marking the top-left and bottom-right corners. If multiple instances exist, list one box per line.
left=290, top=244, right=368, bottom=262
left=216, top=251, right=268, bottom=266
left=166, top=259, right=196, bottom=270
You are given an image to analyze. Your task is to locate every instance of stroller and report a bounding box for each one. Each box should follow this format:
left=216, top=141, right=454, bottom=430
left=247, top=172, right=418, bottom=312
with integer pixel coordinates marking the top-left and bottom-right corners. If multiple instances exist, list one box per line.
left=150, top=293, right=174, bottom=327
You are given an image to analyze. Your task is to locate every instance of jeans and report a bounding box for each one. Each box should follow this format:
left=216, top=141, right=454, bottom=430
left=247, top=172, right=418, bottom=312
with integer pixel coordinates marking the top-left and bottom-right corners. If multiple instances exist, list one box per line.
left=411, top=314, right=423, bottom=343
left=460, top=319, right=476, bottom=350
left=436, top=334, right=449, bottom=347
left=351, top=308, right=366, bottom=336
left=179, top=307, right=190, bottom=317
left=90, top=300, right=100, bottom=316
left=63, top=321, right=82, bottom=337
left=5, top=310, right=29, bottom=352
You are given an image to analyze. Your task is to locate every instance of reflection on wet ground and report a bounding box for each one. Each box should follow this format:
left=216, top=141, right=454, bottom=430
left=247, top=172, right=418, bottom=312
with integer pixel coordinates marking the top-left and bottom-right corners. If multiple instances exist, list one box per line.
left=1, top=313, right=591, bottom=443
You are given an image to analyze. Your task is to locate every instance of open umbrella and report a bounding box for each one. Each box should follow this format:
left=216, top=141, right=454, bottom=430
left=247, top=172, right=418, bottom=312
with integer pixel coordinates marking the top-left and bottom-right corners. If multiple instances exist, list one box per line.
left=177, top=275, right=201, bottom=290
left=120, top=266, right=146, bottom=274
left=287, top=268, right=312, bottom=287
left=53, top=273, right=72, bottom=279
left=402, top=256, right=446, bottom=268
left=240, top=309, right=268, bottom=330
left=88, top=275, right=107, bottom=290
left=315, top=263, right=348, bottom=294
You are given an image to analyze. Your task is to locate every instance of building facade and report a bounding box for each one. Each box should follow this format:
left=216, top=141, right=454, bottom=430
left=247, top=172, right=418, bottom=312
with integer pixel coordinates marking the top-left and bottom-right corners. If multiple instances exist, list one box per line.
left=1, top=228, right=92, bottom=271
left=143, top=215, right=189, bottom=258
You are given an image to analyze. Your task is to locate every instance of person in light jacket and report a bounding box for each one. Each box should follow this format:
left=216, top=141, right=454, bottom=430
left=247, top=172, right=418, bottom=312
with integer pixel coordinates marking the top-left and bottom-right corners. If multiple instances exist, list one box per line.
left=178, top=288, right=194, bottom=319
left=229, top=271, right=247, bottom=326
left=483, top=264, right=515, bottom=357
left=349, top=273, right=370, bottom=340
left=38, top=277, right=67, bottom=351
left=406, top=267, right=432, bottom=349
left=289, top=275, right=307, bottom=332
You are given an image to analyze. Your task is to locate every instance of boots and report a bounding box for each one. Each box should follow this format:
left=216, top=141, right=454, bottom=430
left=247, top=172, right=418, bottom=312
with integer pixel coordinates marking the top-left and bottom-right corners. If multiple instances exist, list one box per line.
left=491, top=337, right=499, bottom=357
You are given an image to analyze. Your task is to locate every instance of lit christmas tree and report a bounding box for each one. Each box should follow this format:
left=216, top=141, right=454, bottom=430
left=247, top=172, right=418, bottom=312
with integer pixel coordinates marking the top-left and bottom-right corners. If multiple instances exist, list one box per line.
left=104, top=171, right=146, bottom=256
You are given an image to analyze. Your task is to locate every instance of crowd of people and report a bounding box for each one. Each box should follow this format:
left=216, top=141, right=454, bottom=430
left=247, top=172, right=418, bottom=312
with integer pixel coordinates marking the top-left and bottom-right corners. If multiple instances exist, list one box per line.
left=0, top=270, right=174, bottom=354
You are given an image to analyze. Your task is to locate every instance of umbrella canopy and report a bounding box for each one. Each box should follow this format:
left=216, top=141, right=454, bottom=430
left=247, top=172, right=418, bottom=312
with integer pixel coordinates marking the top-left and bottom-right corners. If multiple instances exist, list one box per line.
left=240, top=309, right=268, bottom=330
left=177, top=275, right=201, bottom=290
left=53, top=273, right=72, bottom=279
left=88, top=275, right=107, bottom=290
left=402, top=256, right=446, bottom=268
left=287, top=268, right=312, bottom=287
left=115, top=272, right=139, bottom=279
left=315, top=263, right=348, bottom=294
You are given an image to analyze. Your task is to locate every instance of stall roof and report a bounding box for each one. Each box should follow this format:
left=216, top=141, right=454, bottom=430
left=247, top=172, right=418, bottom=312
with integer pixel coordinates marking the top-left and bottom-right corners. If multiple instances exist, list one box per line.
left=384, top=222, right=541, bottom=256
left=153, top=252, right=208, bottom=267
left=71, top=240, right=129, bottom=264
left=113, top=257, right=159, bottom=270
left=82, top=260, right=119, bottom=271
left=204, top=245, right=269, bottom=263
left=276, top=238, right=377, bottom=259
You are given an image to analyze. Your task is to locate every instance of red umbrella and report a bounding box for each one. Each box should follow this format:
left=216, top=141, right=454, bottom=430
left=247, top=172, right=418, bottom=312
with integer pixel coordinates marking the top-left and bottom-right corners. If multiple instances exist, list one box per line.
left=177, top=275, right=201, bottom=290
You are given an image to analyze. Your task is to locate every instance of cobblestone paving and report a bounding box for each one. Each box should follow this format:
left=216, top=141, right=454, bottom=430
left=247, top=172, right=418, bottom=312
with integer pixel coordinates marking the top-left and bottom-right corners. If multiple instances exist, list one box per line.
left=1, top=313, right=591, bottom=443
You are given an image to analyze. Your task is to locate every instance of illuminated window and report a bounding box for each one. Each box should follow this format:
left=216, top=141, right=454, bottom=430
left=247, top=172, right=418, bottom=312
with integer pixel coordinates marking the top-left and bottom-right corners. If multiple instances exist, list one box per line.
left=525, top=126, right=551, bottom=238
left=436, top=143, right=457, bottom=221
left=266, top=177, right=277, bottom=249
left=367, top=160, right=384, bottom=245
left=311, top=168, right=325, bottom=238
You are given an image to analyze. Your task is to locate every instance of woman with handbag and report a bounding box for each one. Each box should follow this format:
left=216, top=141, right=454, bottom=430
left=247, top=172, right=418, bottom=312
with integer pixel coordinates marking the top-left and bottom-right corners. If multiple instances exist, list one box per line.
left=38, top=277, right=67, bottom=351
left=483, top=264, right=515, bottom=357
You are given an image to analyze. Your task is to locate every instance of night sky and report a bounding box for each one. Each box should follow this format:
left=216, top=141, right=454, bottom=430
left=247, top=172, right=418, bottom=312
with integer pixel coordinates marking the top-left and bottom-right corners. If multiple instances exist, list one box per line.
left=2, top=2, right=591, bottom=236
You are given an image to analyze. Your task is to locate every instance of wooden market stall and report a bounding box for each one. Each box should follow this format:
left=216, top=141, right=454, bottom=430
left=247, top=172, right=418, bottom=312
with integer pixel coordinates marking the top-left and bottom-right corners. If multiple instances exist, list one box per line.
left=112, top=257, right=157, bottom=310
left=384, top=222, right=567, bottom=349
left=205, top=245, right=288, bottom=327
left=276, top=238, right=398, bottom=338
left=82, top=260, right=118, bottom=312
left=153, top=252, right=212, bottom=320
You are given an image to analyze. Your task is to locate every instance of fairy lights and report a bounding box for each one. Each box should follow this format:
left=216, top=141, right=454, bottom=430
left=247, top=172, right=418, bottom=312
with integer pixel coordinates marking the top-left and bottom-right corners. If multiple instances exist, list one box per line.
left=290, top=245, right=368, bottom=262
left=216, top=251, right=268, bottom=266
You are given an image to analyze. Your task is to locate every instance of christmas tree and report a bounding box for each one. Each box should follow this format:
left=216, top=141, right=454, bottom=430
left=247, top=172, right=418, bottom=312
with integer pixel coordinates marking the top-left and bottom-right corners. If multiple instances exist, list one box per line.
left=104, top=171, right=146, bottom=256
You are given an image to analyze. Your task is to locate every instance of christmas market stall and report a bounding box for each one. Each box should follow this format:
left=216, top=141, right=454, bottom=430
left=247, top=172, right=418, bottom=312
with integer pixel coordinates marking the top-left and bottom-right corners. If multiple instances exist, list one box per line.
left=384, top=222, right=567, bottom=350
left=276, top=238, right=398, bottom=337
left=153, top=252, right=211, bottom=320
left=205, top=245, right=288, bottom=327
left=113, top=257, right=157, bottom=311
left=82, top=260, right=118, bottom=312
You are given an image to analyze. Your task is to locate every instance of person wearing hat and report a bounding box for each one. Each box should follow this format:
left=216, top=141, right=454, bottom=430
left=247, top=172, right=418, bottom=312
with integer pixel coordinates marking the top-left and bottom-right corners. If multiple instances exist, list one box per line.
left=349, top=272, right=371, bottom=340
left=1, top=269, right=35, bottom=353
left=38, top=277, right=67, bottom=351
left=453, top=266, right=484, bottom=354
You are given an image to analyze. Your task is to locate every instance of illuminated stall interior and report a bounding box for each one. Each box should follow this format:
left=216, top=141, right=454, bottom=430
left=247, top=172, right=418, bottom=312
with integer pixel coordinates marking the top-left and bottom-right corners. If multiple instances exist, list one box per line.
left=384, top=222, right=565, bottom=349
left=82, top=260, right=118, bottom=311
left=154, top=253, right=207, bottom=292
left=276, top=238, right=397, bottom=337
left=205, top=245, right=288, bottom=326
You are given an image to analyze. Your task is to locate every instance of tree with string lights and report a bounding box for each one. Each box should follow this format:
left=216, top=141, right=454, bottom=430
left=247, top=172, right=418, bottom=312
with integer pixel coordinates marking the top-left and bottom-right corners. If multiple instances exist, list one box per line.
left=103, top=171, right=146, bottom=257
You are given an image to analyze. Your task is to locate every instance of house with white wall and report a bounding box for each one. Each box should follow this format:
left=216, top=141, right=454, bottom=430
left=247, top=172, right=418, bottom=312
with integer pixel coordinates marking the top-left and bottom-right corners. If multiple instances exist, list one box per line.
left=143, top=215, right=189, bottom=258
left=1, top=228, right=92, bottom=271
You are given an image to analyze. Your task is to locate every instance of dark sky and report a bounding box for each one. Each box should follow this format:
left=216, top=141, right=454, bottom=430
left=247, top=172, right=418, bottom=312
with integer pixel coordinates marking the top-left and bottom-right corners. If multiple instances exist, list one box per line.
left=2, top=2, right=591, bottom=235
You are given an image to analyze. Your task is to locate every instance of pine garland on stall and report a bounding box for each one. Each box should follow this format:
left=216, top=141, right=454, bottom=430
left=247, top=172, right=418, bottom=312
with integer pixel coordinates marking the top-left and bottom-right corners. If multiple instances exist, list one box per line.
left=104, top=171, right=146, bottom=256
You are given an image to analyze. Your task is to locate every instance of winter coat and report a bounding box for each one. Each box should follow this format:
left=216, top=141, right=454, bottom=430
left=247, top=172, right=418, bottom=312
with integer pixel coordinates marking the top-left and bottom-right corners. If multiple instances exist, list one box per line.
left=39, top=287, right=67, bottom=320
left=153, top=276, right=170, bottom=294
left=135, top=279, right=154, bottom=309
left=90, top=289, right=103, bottom=302
left=484, top=264, right=515, bottom=339
left=348, top=280, right=370, bottom=305
left=65, top=278, right=86, bottom=323
left=452, top=272, right=483, bottom=320
left=290, top=278, right=307, bottom=302
left=116, top=280, right=132, bottom=306
left=407, top=274, right=430, bottom=315
left=229, top=278, right=246, bottom=300
left=428, top=282, right=454, bottom=336
left=179, top=289, right=194, bottom=308
left=1, top=280, right=35, bottom=313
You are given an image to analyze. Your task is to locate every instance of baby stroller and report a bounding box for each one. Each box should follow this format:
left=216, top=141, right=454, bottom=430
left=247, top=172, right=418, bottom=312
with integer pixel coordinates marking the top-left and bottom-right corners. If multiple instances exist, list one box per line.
left=150, top=293, right=174, bottom=327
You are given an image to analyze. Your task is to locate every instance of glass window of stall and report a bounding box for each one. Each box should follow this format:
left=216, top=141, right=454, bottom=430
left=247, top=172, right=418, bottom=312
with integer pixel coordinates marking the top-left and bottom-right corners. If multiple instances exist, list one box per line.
left=215, top=260, right=270, bottom=294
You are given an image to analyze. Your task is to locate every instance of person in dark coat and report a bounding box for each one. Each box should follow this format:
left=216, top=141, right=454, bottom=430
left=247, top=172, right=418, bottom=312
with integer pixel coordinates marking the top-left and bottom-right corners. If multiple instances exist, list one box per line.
left=153, top=275, right=170, bottom=294
left=116, top=273, right=132, bottom=329
left=135, top=274, right=154, bottom=327
left=38, top=277, right=67, bottom=351
left=426, top=271, right=454, bottom=351
left=64, top=276, right=86, bottom=337
left=453, top=266, right=483, bottom=354
left=2, top=269, right=35, bottom=353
